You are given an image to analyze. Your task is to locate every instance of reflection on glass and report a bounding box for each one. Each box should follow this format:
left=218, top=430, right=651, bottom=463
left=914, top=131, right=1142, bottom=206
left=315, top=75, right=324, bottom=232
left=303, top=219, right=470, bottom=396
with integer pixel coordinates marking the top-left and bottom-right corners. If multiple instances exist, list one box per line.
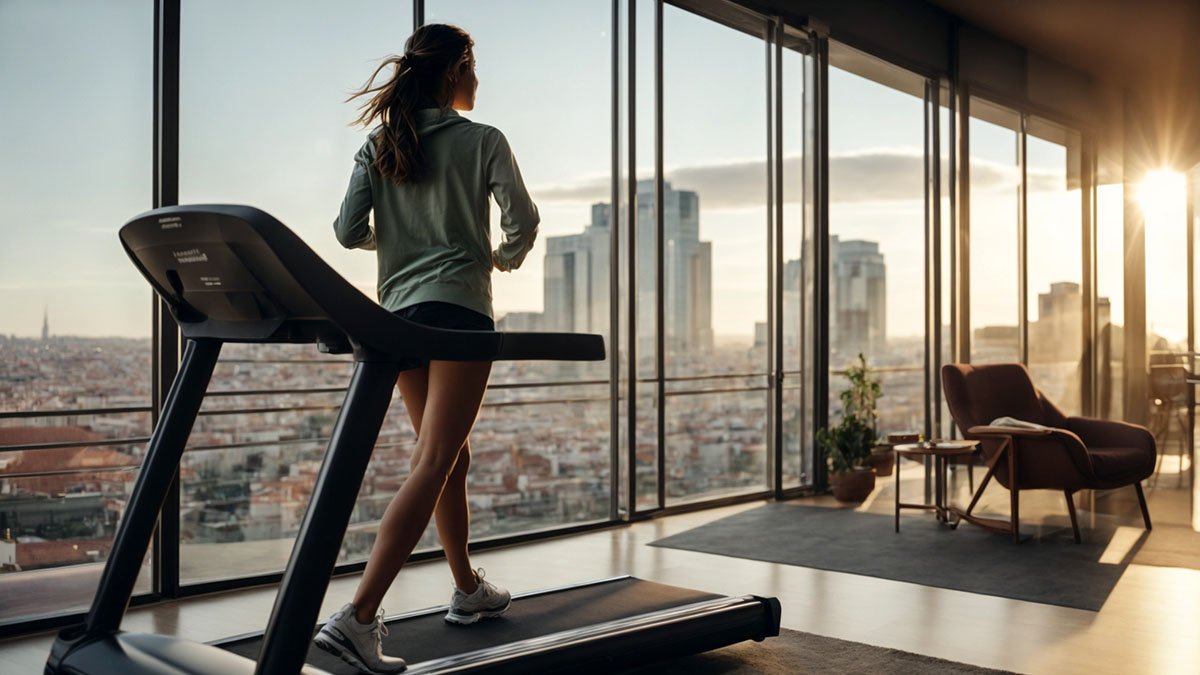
left=0, top=0, right=153, bottom=623
left=828, top=44, right=926, bottom=438
left=1025, top=119, right=1082, bottom=413
left=969, top=99, right=1020, bottom=363
left=662, top=4, right=768, bottom=504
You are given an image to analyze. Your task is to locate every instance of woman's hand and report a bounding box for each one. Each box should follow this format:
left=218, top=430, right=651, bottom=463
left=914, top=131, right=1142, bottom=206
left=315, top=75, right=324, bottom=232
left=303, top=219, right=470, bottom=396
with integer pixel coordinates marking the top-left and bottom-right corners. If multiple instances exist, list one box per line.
left=491, top=249, right=510, bottom=272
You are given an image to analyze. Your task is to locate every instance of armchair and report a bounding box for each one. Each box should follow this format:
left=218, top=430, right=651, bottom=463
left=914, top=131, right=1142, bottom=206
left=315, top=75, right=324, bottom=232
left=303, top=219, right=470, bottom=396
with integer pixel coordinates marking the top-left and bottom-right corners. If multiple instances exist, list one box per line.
left=941, top=363, right=1155, bottom=543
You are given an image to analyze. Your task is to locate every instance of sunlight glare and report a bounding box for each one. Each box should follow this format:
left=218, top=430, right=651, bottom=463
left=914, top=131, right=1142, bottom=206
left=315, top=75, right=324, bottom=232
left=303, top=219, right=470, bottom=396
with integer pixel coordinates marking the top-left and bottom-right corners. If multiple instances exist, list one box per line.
left=1138, top=169, right=1187, bottom=227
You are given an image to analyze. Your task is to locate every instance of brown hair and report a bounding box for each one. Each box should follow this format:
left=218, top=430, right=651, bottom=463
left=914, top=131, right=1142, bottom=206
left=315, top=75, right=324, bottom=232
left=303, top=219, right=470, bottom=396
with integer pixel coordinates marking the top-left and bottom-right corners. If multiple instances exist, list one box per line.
left=348, top=24, right=474, bottom=184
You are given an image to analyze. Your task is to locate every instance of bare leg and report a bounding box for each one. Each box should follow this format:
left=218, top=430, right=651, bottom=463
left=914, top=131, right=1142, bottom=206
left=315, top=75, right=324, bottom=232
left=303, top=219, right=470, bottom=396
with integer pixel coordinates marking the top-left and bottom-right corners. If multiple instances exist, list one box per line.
left=432, top=442, right=477, bottom=593
left=352, top=360, right=491, bottom=623
left=392, top=365, right=479, bottom=594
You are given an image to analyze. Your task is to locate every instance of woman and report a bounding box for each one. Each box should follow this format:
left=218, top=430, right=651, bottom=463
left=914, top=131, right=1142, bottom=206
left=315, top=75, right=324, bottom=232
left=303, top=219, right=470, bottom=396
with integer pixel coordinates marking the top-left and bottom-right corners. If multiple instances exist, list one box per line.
left=313, top=24, right=539, bottom=674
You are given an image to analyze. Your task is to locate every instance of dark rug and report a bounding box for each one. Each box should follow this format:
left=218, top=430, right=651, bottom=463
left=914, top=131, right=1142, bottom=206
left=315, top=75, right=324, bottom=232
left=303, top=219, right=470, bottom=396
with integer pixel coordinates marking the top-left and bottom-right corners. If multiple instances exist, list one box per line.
left=650, top=503, right=1141, bottom=611
left=624, top=628, right=1016, bottom=674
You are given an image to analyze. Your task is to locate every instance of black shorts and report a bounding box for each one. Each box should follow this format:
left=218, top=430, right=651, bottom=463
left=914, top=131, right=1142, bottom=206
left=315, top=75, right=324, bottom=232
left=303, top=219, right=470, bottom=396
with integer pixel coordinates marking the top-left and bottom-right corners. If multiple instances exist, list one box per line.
left=393, top=301, right=495, bottom=371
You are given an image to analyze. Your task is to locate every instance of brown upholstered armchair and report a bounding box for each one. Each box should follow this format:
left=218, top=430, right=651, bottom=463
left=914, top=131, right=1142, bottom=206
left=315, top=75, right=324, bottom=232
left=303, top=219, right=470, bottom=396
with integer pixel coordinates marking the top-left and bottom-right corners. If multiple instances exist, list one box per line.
left=941, top=363, right=1156, bottom=543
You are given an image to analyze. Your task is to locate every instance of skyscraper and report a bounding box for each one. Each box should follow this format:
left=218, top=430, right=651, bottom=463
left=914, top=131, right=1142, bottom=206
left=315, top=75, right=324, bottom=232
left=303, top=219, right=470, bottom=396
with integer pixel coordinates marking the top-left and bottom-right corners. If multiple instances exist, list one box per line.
left=635, top=180, right=712, bottom=353
left=830, top=237, right=886, bottom=360
left=541, top=181, right=713, bottom=355
left=41, top=307, right=49, bottom=341
left=542, top=203, right=611, bottom=335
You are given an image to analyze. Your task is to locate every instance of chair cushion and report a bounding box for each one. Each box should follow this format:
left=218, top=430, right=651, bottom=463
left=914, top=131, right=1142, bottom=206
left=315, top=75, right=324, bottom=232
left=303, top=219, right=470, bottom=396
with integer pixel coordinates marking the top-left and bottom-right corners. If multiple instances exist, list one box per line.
left=1086, top=445, right=1155, bottom=484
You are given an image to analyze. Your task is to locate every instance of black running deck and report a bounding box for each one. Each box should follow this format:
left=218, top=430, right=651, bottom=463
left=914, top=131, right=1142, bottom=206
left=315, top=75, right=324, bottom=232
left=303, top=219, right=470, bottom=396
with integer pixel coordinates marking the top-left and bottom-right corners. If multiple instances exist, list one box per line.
left=218, top=577, right=781, bottom=674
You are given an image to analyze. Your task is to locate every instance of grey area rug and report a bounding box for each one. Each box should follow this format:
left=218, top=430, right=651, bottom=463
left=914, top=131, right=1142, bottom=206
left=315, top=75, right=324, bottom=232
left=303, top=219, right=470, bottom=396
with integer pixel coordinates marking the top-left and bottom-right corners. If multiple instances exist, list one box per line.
left=623, top=628, right=1016, bottom=675
left=651, top=503, right=1140, bottom=611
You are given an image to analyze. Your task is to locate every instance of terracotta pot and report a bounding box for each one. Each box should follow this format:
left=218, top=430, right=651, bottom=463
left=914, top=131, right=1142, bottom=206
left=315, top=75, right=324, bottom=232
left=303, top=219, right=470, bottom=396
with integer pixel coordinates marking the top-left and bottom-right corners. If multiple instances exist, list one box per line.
left=829, top=467, right=876, bottom=503
left=868, top=446, right=894, bottom=477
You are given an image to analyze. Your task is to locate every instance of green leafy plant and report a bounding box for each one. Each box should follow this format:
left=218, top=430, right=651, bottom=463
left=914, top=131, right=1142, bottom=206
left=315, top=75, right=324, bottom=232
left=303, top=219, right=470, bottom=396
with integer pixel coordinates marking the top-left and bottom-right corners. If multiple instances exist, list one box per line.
left=817, top=353, right=883, bottom=474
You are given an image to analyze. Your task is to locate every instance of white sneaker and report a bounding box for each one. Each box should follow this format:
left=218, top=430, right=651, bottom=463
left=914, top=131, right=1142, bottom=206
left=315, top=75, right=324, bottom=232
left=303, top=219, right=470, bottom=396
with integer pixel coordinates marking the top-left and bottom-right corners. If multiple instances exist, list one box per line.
left=313, top=603, right=407, bottom=674
left=445, top=568, right=511, bottom=625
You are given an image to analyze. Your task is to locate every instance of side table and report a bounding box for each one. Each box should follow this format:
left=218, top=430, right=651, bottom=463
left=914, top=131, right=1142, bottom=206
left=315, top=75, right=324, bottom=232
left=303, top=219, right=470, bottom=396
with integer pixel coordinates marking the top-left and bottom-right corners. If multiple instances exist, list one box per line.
left=893, top=440, right=980, bottom=532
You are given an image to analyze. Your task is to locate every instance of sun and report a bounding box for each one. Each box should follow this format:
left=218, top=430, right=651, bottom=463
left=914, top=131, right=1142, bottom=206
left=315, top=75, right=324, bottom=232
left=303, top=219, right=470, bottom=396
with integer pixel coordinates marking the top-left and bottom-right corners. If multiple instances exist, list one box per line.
left=1137, top=169, right=1187, bottom=229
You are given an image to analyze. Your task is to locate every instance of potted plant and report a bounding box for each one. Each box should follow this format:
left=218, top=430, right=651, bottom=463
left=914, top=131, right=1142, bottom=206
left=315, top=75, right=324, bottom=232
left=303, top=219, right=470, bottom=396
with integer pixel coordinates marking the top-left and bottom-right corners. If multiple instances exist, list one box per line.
left=818, top=353, right=882, bottom=502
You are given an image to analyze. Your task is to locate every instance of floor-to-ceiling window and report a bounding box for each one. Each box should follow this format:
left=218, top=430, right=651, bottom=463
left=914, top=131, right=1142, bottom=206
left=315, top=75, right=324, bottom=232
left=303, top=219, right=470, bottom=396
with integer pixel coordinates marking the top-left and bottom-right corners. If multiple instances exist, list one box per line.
left=178, top=0, right=417, bottom=584
left=425, top=0, right=615, bottom=533
left=1095, top=164, right=1125, bottom=420
left=180, top=0, right=614, bottom=584
left=968, top=98, right=1021, bottom=364
left=660, top=4, right=769, bottom=504
left=827, top=44, right=927, bottom=436
left=1025, top=118, right=1083, bottom=412
left=0, top=0, right=154, bottom=623
left=781, top=30, right=813, bottom=487
left=1140, top=168, right=1189, bottom=481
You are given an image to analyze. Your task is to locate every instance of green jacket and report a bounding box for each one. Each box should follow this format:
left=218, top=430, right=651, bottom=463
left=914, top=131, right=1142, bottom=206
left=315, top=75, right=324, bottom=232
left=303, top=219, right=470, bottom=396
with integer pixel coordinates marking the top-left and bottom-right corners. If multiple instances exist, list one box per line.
left=333, top=108, right=539, bottom=319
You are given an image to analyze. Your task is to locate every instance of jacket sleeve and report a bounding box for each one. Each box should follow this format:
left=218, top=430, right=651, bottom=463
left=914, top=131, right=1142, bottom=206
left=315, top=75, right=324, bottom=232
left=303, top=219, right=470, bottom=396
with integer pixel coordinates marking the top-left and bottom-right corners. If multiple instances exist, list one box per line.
left=333, top=141, right=377, bottom=251
left=486, top=130, right=539, bottom=271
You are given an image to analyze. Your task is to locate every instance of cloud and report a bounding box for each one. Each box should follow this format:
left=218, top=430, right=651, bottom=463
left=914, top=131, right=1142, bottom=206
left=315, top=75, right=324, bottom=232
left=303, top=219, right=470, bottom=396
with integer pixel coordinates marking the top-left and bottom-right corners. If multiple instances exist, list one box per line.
left=531, top=148, right=1066, bottom=208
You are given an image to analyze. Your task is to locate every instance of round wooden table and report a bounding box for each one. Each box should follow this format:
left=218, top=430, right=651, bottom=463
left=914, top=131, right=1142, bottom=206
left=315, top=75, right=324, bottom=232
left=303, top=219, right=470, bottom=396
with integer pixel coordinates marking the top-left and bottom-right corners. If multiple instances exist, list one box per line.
left=893, top=440, right=980, bottom=532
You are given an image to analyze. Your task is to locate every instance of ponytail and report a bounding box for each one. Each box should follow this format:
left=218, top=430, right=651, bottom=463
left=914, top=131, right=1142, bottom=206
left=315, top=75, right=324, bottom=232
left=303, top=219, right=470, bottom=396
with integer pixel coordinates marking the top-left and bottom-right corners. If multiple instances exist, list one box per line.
left=347, top=24, right=474, bottom=184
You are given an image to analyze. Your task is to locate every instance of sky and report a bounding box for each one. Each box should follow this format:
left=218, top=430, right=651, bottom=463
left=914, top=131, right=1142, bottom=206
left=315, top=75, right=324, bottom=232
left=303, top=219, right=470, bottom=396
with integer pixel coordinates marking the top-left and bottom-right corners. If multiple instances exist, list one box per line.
left=0, top=0, right=1175, bottom=344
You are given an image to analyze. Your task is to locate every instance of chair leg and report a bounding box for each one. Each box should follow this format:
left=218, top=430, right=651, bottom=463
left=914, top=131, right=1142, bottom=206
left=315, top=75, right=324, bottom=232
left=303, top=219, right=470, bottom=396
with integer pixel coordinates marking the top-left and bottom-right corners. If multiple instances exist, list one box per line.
left=968, top=459, right=975, bottom=493
left=1008, top=446, right=1020, bottom=544
left=1175, top=410, right=1188, bottom=488
left=1064, top=490, right=1081, bottom=544
left=1134, top=481, right=1152, bottom=531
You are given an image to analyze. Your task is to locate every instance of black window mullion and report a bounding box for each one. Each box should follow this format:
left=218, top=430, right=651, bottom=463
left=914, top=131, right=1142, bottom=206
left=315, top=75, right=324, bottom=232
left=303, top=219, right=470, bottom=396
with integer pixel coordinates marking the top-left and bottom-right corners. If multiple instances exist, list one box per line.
left=152, top=0, right=181, bottom=599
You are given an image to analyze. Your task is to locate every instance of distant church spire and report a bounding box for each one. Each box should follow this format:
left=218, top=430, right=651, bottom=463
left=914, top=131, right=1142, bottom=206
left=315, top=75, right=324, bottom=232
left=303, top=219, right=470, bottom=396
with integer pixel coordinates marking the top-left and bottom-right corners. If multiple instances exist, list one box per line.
left=42, top=306, right=49, bottom=341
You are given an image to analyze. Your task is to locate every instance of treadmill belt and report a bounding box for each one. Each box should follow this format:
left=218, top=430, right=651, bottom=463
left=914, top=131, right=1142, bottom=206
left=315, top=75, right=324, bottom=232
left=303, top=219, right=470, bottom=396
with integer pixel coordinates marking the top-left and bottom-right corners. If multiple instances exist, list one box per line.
left=220, top=577, right=729, bottom=673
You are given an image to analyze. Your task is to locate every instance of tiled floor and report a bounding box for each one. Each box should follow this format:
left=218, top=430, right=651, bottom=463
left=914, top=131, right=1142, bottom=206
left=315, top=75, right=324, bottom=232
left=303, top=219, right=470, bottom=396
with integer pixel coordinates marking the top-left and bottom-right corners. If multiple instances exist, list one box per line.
left=2, top=459, right=1198, bottom=674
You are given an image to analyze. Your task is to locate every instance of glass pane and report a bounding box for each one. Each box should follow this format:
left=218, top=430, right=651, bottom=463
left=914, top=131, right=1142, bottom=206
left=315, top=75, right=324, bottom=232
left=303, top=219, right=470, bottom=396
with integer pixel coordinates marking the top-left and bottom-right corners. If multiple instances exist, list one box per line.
left=665, top=390, right=769, bottom=504
left=1026, top=119, right=1083, bottom=413
left=660, top=4, right=768, bottom=504
left=828, top=44, right=926, bottom=439
left=1095, top=175, right=1124, bottom=419
left=662, top=5, right=767, bottom=380
left=426, top=0, right=619, bottom=502
left=969, top=99, right=1020, bottom=363
left=938, top=95, right=954, bottom=438
left=0, top=0, right=153, bottom=624
left=0, top=456, right=148, bottom=623
left=1141, top=168, right=1189, bottom=454
left=781, top=37, right=811, bottom=488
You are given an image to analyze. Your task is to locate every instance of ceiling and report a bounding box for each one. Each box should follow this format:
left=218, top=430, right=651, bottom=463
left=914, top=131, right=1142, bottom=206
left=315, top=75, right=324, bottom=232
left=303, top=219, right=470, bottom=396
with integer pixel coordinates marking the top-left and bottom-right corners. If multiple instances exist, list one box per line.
left=926, top=0, right=1200, bottom=89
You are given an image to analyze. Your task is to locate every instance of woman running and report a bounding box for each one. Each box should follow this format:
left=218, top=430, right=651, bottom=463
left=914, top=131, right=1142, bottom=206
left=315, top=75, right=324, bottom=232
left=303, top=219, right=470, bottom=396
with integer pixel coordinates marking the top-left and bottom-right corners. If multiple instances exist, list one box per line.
left=314, top=23, right=539, bottom=674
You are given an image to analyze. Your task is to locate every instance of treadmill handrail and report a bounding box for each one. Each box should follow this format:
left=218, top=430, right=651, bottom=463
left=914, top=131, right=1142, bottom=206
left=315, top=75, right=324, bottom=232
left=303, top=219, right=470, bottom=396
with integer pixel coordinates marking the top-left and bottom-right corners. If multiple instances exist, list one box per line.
left=119, top=204, right=604, bottom=363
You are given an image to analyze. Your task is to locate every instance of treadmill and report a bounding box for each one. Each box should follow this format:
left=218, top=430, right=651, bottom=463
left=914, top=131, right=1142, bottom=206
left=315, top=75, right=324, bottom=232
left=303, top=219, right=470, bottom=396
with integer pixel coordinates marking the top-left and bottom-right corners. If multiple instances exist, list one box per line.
left=45, top=204, right=781, bottom=674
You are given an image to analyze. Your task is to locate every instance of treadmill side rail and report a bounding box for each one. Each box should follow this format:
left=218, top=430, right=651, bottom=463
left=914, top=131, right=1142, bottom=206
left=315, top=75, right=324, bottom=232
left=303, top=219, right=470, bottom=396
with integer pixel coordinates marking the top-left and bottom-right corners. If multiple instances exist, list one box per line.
left=404, top=595, right=782, bottom=674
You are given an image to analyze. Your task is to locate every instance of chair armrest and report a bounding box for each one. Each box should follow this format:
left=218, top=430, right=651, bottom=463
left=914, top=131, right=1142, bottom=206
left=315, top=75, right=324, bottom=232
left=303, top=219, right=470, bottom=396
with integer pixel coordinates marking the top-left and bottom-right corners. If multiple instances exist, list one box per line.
left=967, top=425, right=1093, bottom=479
left=1065, top=417, right=1156, bottom=451
left=967, top=425, right=1053, bottom=437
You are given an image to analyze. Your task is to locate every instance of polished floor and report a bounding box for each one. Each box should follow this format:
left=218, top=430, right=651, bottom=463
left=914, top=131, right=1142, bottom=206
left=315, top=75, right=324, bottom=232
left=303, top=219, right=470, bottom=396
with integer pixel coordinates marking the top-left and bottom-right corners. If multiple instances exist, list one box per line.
left=2, top=459, right=1198, bottom=674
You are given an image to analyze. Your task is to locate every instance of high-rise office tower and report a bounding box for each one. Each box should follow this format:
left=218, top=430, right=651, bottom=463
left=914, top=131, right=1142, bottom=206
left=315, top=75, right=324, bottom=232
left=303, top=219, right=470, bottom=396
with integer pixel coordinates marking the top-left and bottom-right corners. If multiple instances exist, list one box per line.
left=543, top=203, right=611, bottom=336
left=783, top=259, right=802, bottom=348
left=635, top=180, right=712, bottom=353
left=830, top=236, right=886, bottom=360
left=542, top=182, right=713, bottom=355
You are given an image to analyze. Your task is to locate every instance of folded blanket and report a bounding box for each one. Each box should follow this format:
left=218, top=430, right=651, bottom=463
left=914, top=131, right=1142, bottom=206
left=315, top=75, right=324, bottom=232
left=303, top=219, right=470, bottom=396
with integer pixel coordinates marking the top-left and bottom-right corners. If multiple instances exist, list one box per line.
left=989, top=416, right=1054, bottom=430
